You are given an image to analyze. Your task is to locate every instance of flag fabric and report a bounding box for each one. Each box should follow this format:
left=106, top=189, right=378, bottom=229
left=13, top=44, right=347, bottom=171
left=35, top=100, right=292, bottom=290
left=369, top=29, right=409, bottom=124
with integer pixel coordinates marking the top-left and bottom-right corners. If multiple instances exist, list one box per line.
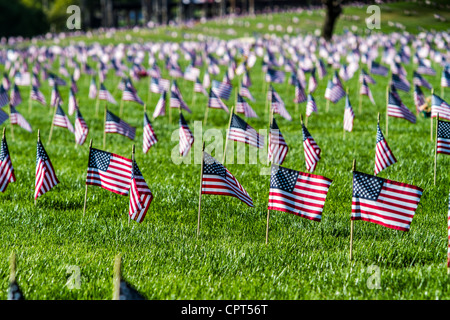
left=266, top=68, right=285, bottom=84
left=129, top=159, right=153, bottom=223
left=413, top=85, right=426, bottom=113
left=211, top=80, right=232, bottom=100
left=98, top=83, right=117, bottom=105
left=194, top=77, right=207, bottom=96
left=201, top=152, right=253, bottom=207
left=88, top=77, right=97, bottom=99
left=442, top=69, right=450, bottom=88
left=351, top=171, right=423, bottom=231
left=35, top=139, right=59, bottom=199
left=268, top=165, right=332, bottom=222
left=374, top=123, right=397, bottom=175
left=360, top=78, right=375, bottom=105
left=68, top=88, right=78, bottom=116
left=153, top=91, right=166, bottom=119
left=149, top=77, right=163, bottom=94
left=105, top=110, right=136, bottom=140
left=359, top=69, right=376, bottom=84
left=0, top=134, right=16, bottom=192
left=268, top=118, right=288, bottom=165
left=170, top=82, right=192, bottom=113
left=239, top=83, right=255, bottom=102
left=0, top=84, right=9, bottom=107
left=387, top=91, right=416, bottom=124
left=391, top=73, right=410, bottom=92
left=143, top=112, right=157, bottom=153
left=9, top=105, right=32, bottom=132
left=431, top=94, right=450, bottom=121
left=302, top=123, right=321, bottom=172
left=50, top=84, right=62, bottom=107
left=317, top=59, right=327, bottom=79
left=417, top=59, right=436, bottom=75
left=86, top=148, right=132, bottom=196
left=270, top=88, right=292, bottom=121
left=413, top=71, right=432, bottom=90
left=228, top=113, right=264, bottom=149
left=207, top=88, right=229, bottom=113
left=308, top=68, right=318, bottom=93
left=179, top=112, right=194, bottom=157
left=437, top=118, right=450, bottom=155
left=236, top=94, right=258, bottom=118
left=306, top=93, right=318, bottom=117
left=75, top=108, right=89, bottom=146
left=30, top=86, right=46, bottom=105
left=294, top=79, right=307, bottom=104
left=370, top=61, right=389, bottom=76
left=0, top=108, right=8, bottom=125
left=122, top=83, right=144, bottom=105
left=10, top=84, right=22, bottom=107
left=53, top=104, right=75, bottom=134
left=324, top=80, right=345, bottom=103
left=343, top=95, right=354, bottom=132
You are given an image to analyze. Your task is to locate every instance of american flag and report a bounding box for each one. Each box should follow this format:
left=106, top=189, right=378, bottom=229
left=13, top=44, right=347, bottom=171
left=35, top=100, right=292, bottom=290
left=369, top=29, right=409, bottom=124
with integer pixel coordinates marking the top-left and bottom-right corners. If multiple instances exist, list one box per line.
left=360, top=78, right=375, bottom=105
left=203, top=71, right=211, bottom=89
left=68, top=88, right=78, bottom=116
left=270, top=88, right=291, bottom=121
left=351, top=171, right=423, bottom=232
left=343, top=95, right=354, bottom=132
left=391, top=73, right=410, bottom=92
left=294, top=79, right=307, bottom=104
left=239, top=82, right=255, bottom=102
left=388, top=91, right=416, bottom=124
left=236, top=94, right=258, bottom=118
left=170, top=81, right=191, bottom=113
left=98, top=83, right=117, bottom=105
left=417, top=59, right=436, bottom=76
left=143, top=112, right=157, bottom=153
left=374, top=123, right=397, bottom=175
left=2, top=73, right=10, bottom=91
left=268, top=118, right=288, bottom=165
left=201, top=152, right=253, bottom=207
left=149, top=77, right=162, bottom=94
left=105, top=110, right=136, bottom=140
left=242, top=70, right=252, bottom=87
left=308, top=68, right=318, bottom=93
left=183, top=65, right=200, bottom=82
left=70, top=76, right=78, bottom=94
left=194, top=77, right=207, bottom=96
left=169, top=63, right=184, bottom=78
left=0, top=84, right=8, bottom=107
left=53, top=104, right=74, bottom=134
left=50, top=84, right=62, bottom=107
left=306, top=93, right=318, bottom=117
left=153, top=91, right=166, bottom=119
left=35, top=139, right=59, bottom=199
left=148, top=62, right=161, bottom=78
left=431, top=94, right=450, bottom=121
left=317, top=59, right=327, bottom=79
left=10, top=84, right=22, bottom=107
left=179, top=112, right=194, bottom=157
left=30, top=86, right=46, bottom=105
left=359, top=68, right=376, bottom=84
left=211, top=80, right=232, bottom=100
left=10, top=105, right=32, bottom=132
left=413, top=71, right=432, bottom=90
left=48, top=73, right=66, bottom=86
left=88, top=76, right=97, bottom=99
left=265, top=68, right=285, bottom=84
left=32, top=72, right=40, bottom=88
left=324, top=80, right=345, bottom=104
left=437, top=118, right=450, bottom=155
left=370, top=61, right=389, bottom=77
left=268, top=165, right=332, bottom=222
left=207, top=88, right=229, bottom=113
left=122, top=84, right=144, bottom=105
left=0, top=134, right=16, bottom=192
left=302, top=123, right=321, bottom=172
left=86, top=148, right=132, bottom=196
left=0, top=109, right=8, bottom=125
left=129, top=159, right=153, bottom=223
left=228, top=113, right=264, bottom=149
left=413, top=85, right=426, bottom=113
left=441, top=69, right=450, bottom=88
left=75, top=109, right=89, bottom=146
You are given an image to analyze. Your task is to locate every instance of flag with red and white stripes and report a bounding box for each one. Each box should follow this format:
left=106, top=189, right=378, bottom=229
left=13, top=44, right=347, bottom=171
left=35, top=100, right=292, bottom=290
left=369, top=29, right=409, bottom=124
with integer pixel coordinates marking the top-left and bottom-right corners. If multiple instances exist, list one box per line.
left=268, top=165, right=332, bottom=222
left=413, top=71, right=432, bottom=90
left=75, top=109, right=89, bottom=146
left=207, top=88, right=229, bottom=113
left=35, top=139, right=59, bottom=199
left=194, top=77, right=207, bottom=96
left=105, top=110, right=136, bottom=140
left=431, top=94, right=450, bottom=121
left=294, top=79, right=307, bottom=104
left=236, top=94, right=257, bottom=118
left=0, top=84, right=8, bottom=107
left=308, top=67, right=318, bottom=93
left=413, top=84, right=426, bottom=113
left=201, top=152, right=253, bottom=207
left=10, top=84, right=22, bottom=107
left=86, top=148, right=132, bottom=196
left=143, top=112, right=157, bottom=153
left=30, top=86, right=46, bottom=106
left=360, top=78, right=375, bottom=105
left=88, top=76, right=97, bottom=99
left=374, top=123, right=397, bottom=175
left=306, top=94, right=317, bottom=117
left=98, top=83, right=117, bottom=105
left=351, top=171, right=423, bottom=231
left=68, top=88, right=78, bottom=116
left=153, top=91, right=166, bottom=119
left=388, top=91, right=416, bottom=124
left=10, top=105, right=32, bottom=132
left=211, top=80, right=232, bottom=100
left=53, top=104, right=74, bottom=134
left=122, top=83, right=144, bottom=105
left=179, top=112, right=194, bottom=157
left=228, top=113, right=264, bottom=149
left=437, top=118, right=450, bottom=155
left=270, top=88, right=292, bottom=121
left=343, top=95, right=354, bottom=132
left=324, top=79, right=345, bottom=104
left=302, top=123, right=321, bottom=172
left=268, top=118, right=288, bottom=165
left=239, top=83, right=255, bottom=102
left=129, top=159, right=153, bottom=223
left=0, top=134, right=16, bottom=192
left=442, top=69, right=450, bottom=88
left=50, top=84, right=62, bottom=107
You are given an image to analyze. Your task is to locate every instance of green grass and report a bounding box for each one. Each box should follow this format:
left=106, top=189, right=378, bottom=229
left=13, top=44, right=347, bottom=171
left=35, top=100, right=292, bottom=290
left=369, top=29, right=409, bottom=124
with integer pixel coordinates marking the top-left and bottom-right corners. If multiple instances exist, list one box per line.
left=1, top=2, right=450, bottom=300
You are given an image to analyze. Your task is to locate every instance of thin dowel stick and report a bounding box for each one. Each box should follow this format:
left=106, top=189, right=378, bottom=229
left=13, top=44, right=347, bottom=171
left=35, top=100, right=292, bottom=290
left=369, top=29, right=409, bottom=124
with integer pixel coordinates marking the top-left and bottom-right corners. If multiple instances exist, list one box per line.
left=326, top=98, right=330, bottom=113
left=83, top=139, right=93, bottom=217
left=431, top=88, right=435, bottom=142
left=203, top=104, right=209, bottom=126
left=112, top=254, right=121, bottom=300
left=350, top=159, right=356, bottom=261
left=385, top=86, right=389, bottom=139
left=48, top=104, right=58, bottom=144
left=119, top=99, right=124, bottom=117
left=9, top=251, right=16, bottom=284
left=95, top=97, right=100, bottom=117
left=222, top=106, right=234, bottom=164
left=8, top=105, right=14, bottom=142
left=103, top=104, right=107, bottom=150
left=265, top=209, right=270, bottom=245
left=197, top=142, right=206, bottom=237
left=267, top=108, right=274, bottom=166
left=434, top=113, right=439, bottom=185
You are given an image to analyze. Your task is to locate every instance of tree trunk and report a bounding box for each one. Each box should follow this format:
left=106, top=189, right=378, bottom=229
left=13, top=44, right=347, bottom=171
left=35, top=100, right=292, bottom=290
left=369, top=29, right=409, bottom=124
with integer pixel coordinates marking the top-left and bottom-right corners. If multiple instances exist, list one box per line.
left=322, top=0, right=342, bottom=41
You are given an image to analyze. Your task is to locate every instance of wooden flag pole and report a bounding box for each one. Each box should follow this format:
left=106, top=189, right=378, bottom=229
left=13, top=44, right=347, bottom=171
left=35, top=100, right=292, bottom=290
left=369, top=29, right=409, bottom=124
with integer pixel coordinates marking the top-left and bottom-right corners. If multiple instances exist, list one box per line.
left=119, top=98, right=124, bottom=117
left=103, top=104, right=107, bottom=150
left=385, top=86, right=389, bottom=139
left=82, top=139, right=93, bottom=217
left=48, top=104, right=58, bottom=144
left=326, top=98, right=330, bottom=113
left=9, top=251, right=16, bottom=285
left=358, top=85, right=363, bottom=114
left=28, top=85, right=32, bottom=113
left=431, top=88, right=435, bottom=142
left=350, top=159, right=356, bottom=261
left=8, top=105, right=14, bottom=142
left=222, top=106, right=234, bottom=164
left=95, top=97, right=100, bottom=117
left=203, top=103, right=210, bottom=126
left=434, top=113, right=439, bottom=185
left=267, top=108, right=274, bottom=166
left=112, top=254, right=121, bottom=300
left=197, top=142, right=206, bottom=237
left=265, top=208, right=271, bottom=245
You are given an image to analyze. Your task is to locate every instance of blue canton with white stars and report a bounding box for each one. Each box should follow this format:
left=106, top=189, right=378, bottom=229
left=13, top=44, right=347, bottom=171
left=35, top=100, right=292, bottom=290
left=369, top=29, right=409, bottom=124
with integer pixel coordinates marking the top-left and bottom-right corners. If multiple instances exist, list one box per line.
left=88, top=148, right=111, bottom=171
left=106, top=110, right=120, bottom=123
left=230, top=114, right=248, bottom=131
left=437, top=119, right=450, bottom=139
left=376, top=124, right=385, bottom=143
left=36, top=141, right=49, bottom=166
left=0, top=138, right=8, bottom=162
left=203, top=153, right=226, bottom=177
left=270, top=165, right=299, bottom=193
left=302, top=124, right=312, bottom=141
left=352, top=171, right=384, bottom=200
